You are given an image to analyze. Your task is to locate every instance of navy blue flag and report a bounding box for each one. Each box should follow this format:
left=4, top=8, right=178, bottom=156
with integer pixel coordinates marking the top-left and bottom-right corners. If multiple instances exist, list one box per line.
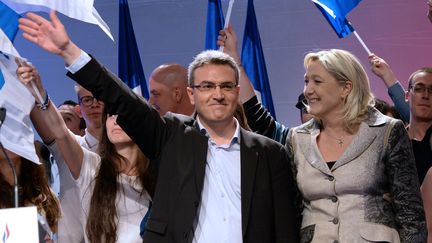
left=0, top=2, right=20, bottom=91
left=118, top=0, right=149, bottom=98
left=241, top=0, right=276, bottom=118
left=312, top=0, right=362, bottom=38
left=205, top=0, right=224, bottom=50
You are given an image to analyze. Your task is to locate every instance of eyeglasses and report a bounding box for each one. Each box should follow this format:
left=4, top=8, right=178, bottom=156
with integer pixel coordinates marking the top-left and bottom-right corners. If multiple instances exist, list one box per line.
left=410, top=83, right=432, bottom=95
left=191, top=81, right=238, bottom=92
left=79, top=96, right=103, bottom=107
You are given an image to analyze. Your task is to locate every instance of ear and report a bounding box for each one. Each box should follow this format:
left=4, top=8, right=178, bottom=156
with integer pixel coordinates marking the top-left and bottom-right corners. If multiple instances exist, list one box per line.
left=187, top=87, right=195, bottom=106
left=74, top=105, right=83, bottom=118
left=174, top=87, right=182, bottom=103
left=342, top=80, right=353, bottom=99
left=405, top=90, right=410, bottom=102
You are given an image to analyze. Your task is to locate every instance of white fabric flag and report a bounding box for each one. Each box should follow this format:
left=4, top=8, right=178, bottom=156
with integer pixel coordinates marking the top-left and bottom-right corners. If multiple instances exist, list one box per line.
left=0, top=29, right=40, bottom=164
left=2, top=0, right=113, bottom=40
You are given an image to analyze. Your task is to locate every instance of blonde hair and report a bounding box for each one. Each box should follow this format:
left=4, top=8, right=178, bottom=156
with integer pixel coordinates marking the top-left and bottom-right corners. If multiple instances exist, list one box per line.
left=304, top=49, right=374, bottom=128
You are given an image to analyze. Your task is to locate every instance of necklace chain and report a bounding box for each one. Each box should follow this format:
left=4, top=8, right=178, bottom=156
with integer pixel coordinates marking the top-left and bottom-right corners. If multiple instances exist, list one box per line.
left=325, top=132, right=344, bottom=147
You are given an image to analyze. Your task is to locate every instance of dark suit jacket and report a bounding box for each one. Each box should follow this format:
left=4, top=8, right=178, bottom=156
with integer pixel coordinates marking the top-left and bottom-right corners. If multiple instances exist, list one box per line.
left=67, top=57, right=300, bottom=243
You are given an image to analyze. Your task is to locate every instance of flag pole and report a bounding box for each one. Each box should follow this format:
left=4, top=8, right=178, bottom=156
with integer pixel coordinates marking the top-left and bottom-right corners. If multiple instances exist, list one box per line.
left=219, top=0, right=235, bottom=52
left=30, top=81, right=45, bottom=104
left=352, top=30, right=371, bottom=55
left=16, top=58, right=45, bottom=103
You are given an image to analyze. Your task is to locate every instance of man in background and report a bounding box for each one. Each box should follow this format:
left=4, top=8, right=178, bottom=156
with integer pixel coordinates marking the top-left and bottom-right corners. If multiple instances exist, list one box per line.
left=149, top=64, right=194, bottom=116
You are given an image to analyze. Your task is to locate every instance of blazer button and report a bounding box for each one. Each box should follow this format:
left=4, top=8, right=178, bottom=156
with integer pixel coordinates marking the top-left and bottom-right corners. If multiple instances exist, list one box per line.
left=332, top=218, right=339, bottom=224
left=328, top=176, right=335, bottom=181
left=330, top=196, right=338, bottom=203
left=333, top=241, right=339, bottom=243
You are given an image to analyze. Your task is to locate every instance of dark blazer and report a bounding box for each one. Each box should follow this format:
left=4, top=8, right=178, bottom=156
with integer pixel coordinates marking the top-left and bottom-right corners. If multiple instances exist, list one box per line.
left=67, top=58, right=300, bottom=243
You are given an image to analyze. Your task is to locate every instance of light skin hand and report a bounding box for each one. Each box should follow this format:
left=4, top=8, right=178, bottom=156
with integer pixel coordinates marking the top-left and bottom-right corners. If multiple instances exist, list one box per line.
left=18, top=10, right=81, bottom=65
left=368, top=53, right=397, bottom=88
left=15, top=58, right=46, bottom=99
left=217, top=25, right=256, bottom=103
left=16, top=60, right=84, bottom=179
left=217, top=25, right=241, bottom=63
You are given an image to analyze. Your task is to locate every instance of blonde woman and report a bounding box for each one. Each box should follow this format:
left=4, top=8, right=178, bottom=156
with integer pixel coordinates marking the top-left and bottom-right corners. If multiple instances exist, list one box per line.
left=240, top=49, right=427, bottom=242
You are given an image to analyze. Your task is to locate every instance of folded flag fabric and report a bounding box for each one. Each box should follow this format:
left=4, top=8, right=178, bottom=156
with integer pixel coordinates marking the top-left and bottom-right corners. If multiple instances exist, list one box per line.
left=241, top=0, right=276, bottom=118
left=2, top=0, right=113, bottom=40
left=205, top=0, right=224, bottom=50
left=312, top=0, right=362, bottom=38
left=118, top=0, right=149, bottom=98
left=0, top=30, right=39, bottom=164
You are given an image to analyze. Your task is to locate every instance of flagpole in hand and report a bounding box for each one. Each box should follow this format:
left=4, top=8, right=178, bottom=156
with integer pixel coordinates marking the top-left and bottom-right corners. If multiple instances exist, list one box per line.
left=219, top=0, right=235, bottom=52
left=352, top=30, right=371, bottom=55
left=16, top=58, right=45, bottom=104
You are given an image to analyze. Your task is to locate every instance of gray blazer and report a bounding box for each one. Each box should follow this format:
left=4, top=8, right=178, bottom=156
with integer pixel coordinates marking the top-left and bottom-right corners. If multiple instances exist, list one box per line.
left=286, top=108, right=426, bottom=243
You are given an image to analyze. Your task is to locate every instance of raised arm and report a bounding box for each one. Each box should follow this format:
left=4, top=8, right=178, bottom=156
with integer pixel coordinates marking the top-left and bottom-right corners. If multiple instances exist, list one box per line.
left=217, top=26, right=255, bottom=103
left=18, top=10, right=81, bottom=65
left=19, top=11, right=170, bottom=160
left=369, top=54, right=410, bottom=122
left=217, top=26, right=289, bottom=143
left=16, top=61, right=83, bottom=179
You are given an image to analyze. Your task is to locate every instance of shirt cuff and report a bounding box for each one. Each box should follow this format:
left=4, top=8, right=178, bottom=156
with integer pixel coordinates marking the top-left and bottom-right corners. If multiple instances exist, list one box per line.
left=65, top=50, right=91, bottom=74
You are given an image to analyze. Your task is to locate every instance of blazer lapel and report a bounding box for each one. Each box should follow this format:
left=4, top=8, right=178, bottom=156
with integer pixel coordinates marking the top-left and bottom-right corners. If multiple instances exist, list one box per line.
left=296, top=123, right=332, bottom=175
left=333, top=122, right=377, bottom=170
left=189, top=123, right=209, bottom=199
left=239, top=130, right=258, bottom=237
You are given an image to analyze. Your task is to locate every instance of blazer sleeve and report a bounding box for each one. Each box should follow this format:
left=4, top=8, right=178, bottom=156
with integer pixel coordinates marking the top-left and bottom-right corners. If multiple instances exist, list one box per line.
left=271, top=143, right=300, bottom=243
left=284, top=128, right=303, bottom=233
left=385, top=120, right=427, bottom=243
left=66, top=57, right=169, bottom=160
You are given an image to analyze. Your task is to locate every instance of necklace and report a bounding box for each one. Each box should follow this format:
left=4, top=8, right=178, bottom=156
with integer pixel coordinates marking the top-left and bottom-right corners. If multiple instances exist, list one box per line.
left=325, top=133, right=344, bottom=147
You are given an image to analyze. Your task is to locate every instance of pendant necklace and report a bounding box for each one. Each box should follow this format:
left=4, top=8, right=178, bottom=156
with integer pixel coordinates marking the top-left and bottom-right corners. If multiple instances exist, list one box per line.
left=326, top=133, right=344, bottom=147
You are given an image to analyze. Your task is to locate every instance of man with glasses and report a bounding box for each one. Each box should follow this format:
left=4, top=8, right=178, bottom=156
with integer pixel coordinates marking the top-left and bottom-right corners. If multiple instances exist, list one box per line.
left=19, top=11, right=299, bottom=243
left=406, top=68, right=432, bottom=184
left=407, top=68, right=432, bottom=243
left=370, top=55, right=432, bottom=184
left=54, top=84, right=104, bottom=243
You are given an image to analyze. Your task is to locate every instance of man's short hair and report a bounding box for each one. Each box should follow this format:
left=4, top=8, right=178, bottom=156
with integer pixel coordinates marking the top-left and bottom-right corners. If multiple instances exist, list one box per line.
left=187, top=50, right=240, bottom=86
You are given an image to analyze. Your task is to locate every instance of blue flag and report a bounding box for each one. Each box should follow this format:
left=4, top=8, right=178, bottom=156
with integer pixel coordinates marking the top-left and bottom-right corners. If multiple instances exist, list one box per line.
left=0, top=2, right=20, bottom=92
left=241, top=0, right=276, bottom=118
left=312, top=0, right=362, bottom=38
left=118, top=0, right=149, bottom=99
left=205, top=0, right=224, bottom=50
left=0, top=2, right=20, bottom=40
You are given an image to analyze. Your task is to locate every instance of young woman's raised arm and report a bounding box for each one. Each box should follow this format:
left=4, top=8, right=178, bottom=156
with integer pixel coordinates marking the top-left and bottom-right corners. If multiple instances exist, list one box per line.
left=17, top=61, right=83, bottom=179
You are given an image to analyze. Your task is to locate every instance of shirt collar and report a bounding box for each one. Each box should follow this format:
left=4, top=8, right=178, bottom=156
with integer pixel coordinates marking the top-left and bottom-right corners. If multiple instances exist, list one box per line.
left=196, top=116, right=241, bottom=145
left=84, top=129, right=99, bottom=149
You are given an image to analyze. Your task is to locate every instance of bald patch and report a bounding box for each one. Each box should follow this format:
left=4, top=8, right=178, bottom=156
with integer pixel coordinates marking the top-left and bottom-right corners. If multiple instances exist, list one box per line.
left=150, top=63, right=188, bottom=88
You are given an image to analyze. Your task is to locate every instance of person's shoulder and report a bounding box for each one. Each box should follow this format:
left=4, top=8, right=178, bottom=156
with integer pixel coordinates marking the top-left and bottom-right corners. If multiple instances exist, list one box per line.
left=291, top=118, right=318, bottom=134
left=241, top=128, right=284, bottom=149
left=163, top=111, right=197, bottom=130
left=365, top=106, right=397, bottom=127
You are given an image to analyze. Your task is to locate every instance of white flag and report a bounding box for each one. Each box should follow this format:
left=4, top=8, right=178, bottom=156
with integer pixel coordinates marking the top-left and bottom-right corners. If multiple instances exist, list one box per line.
left=0, top=29, right=40, bottom=164
left=2, top=0, right=113, bottom=40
